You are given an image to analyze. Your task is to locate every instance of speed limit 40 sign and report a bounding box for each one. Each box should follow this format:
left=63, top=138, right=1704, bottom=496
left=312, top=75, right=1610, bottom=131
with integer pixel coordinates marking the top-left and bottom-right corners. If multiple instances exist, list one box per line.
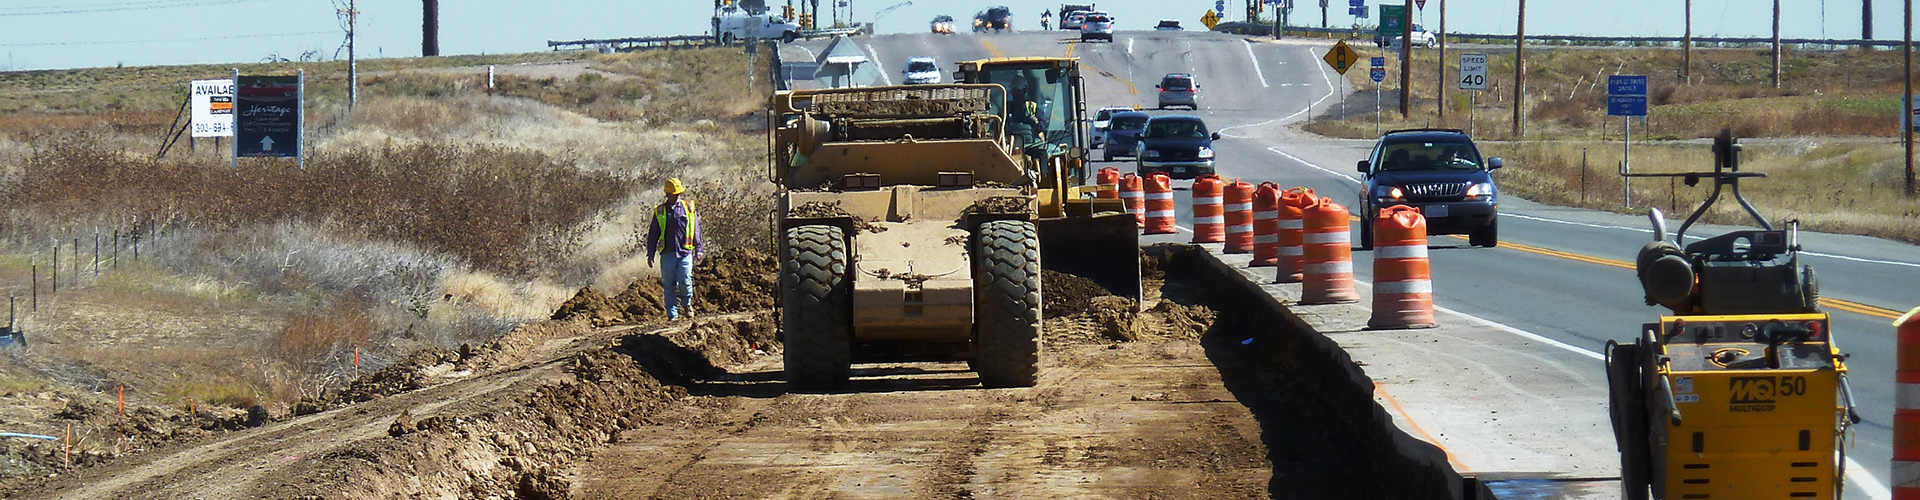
left=1458, top=53, right=1488, bottom=91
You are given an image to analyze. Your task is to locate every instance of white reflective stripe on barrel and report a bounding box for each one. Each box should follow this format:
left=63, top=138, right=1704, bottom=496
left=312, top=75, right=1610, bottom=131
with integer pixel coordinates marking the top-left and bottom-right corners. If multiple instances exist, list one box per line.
left=1373, top=280, right=1433, bottom=294
left=1305, top=261, right=1353, bottom=274
left=1279, top=247, right=1304, bottom=256
left=1225, top=203, right=1252, bottom=212
left=1898, top=383, right=1920, bottom=410
left=1194, top=216, right=1225, bottom=224
left=1256, top=210, right=1279, bottom=219
left=1893, top=461, right=1920, bottom=488
left=1278, top=220, right=1304, bottom=229
left=1254, top=235, right=1280, bottom=244
left=1303, top=232, right=1351, bottom=244
left=1147, top=192, right=1174, bottom=200
left=1196, top=196, right=1223, bottom=205
left=1148, top=210, right=1177, bottom=217
left=1374, top=245, right=1429, bottom=260
left=1228, top=224, right=1253, bottom=232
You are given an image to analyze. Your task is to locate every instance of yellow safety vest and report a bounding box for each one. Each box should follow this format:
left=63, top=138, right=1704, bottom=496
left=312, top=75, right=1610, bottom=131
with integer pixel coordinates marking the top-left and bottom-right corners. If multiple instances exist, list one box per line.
left=654, top=199, right=698, bottom=250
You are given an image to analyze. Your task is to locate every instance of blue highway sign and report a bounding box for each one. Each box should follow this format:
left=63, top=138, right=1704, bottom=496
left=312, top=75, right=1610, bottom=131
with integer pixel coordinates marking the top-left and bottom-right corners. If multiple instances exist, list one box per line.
left=1608, top=95, right=1648, bottom=117
left=1370, top=56, right=1385, bottom=68
left=1370, top=67, right=1385, bottom=83
left=1608, top=75, right=1648, bottom=96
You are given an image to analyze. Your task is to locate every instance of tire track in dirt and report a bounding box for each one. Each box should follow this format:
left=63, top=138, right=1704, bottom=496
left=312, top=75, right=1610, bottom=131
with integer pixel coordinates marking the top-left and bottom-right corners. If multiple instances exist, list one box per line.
left=38, top=360, right=557, bottom=500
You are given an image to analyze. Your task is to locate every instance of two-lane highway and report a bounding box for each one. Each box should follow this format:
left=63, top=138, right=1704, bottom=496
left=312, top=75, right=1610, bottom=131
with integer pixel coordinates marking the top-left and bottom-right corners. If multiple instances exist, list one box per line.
left=783, top=30, right=1920, bottom=498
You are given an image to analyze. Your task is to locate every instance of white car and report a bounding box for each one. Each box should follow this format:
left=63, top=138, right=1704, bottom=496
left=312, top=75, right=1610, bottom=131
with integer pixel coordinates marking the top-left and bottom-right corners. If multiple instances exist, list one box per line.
left=1377, top=24, right=1436, bottom=48
left=1079, top=11, right=1114, bottom=42
left=1063, top=11, right=1088, bottom=30
left=1089, top=105, right=1132, bottom=148
left=903, top=56, right=940, bottom=84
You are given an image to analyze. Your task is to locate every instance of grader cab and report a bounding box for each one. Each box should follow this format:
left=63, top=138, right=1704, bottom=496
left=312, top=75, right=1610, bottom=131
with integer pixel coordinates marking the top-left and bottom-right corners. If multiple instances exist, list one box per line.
left=769, top=76, right=1138, bottom=390
left=1607, top=130, right=1860, bottom=499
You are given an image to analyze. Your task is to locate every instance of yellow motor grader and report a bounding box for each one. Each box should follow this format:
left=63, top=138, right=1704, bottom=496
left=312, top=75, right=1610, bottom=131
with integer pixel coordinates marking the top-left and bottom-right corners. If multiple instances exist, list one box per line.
left=1608, top=130, right=1860, bottom=499
left=767, top=56, right=1136, bottom=390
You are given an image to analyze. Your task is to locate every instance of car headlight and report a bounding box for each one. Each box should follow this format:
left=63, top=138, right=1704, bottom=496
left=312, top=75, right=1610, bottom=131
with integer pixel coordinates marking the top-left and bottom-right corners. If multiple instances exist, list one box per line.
left=1373, top=185, right=1404, bottom=201
left=1197, top=147, right=1214, bottom=159
left=1145, top=150, right=1161, bottom=158
left=1465, top=182, right=1495, bottom=200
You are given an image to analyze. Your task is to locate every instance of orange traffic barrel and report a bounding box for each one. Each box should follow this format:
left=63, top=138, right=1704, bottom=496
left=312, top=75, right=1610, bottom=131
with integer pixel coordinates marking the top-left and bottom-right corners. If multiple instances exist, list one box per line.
left=1223, top=180, right=1256, bottom=254
left=1190, top=174, right=1225, bottom=244
left=1119, top=173, right=1145, bottom=228
left=1251, top=182, right=1282, bottom=267
left=1096, top=167, right=1121, bottom=199
left=1300, top=197, right=1359, bottom=304
left=1897, top=307, right=1920, bottom=500
left=1367, top=205, right=1436, bottom=328
left=1143, top=173, right=1177, bottom=234
left=1274, top=187, right=1317, bottom=283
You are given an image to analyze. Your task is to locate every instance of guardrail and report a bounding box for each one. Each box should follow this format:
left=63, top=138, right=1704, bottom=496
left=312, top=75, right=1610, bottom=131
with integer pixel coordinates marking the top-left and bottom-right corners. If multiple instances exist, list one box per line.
left=546, top=35, right=716, bottom=52
left=1234, top=24, right=1908, bottom=48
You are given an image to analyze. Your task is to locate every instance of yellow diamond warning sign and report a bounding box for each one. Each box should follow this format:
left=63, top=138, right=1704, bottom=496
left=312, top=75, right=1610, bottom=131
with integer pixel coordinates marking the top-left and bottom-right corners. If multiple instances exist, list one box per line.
left=1323, top=40, right=1359, bottom=75
left=1201, top=10, right=1220, bottom=30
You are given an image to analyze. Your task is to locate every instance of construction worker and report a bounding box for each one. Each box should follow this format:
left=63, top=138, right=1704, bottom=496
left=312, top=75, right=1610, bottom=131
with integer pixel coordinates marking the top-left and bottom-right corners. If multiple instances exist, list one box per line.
left=647, top=177, right=704, bottom=320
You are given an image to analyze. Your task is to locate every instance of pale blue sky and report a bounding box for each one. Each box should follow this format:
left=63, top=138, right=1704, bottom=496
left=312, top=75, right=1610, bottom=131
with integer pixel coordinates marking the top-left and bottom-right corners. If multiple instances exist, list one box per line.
left=0, top=0, right=1909, bottom=71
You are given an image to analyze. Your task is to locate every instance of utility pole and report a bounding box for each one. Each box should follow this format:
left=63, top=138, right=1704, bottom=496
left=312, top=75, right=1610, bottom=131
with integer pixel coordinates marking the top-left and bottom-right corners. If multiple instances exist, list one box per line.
left=1866, top=0, right=1875, bottom=40
left=1399, top=0, right=1411, bottom=117
left=1772, top=0, right=1782, bottom=88
left=347, top=0, right=357, bottom=109
left=1322, top=0, right=1328, bottom=28
left=1437, top=0, right=1446, bottom=120
left=1683, top=0, right=1692, bottom=84
left=1513, top=0, right=1525, bottom=138
left=422, top=0, right=439, bottom=56
left=1906, top=0, right=1914, bottom=196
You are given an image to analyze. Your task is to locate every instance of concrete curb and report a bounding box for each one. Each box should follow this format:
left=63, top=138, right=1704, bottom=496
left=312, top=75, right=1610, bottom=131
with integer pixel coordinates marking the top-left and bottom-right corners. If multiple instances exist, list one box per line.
left=1155, top=243, right=1496, bottom=499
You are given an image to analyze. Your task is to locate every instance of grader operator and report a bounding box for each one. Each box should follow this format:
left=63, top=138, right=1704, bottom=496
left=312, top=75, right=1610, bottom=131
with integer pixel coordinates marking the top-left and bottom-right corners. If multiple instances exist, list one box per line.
left=768, top=57, right=1137, bottom=390
left=1607, top=130, right=1860, bottom=499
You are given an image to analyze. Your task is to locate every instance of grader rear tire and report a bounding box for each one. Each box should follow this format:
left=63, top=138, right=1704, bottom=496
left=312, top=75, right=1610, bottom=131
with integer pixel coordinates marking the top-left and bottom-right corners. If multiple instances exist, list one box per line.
left=1606, top=341, right=1652, bottom=500
left=782, top=225, right=852, bottom=391
left=970, top=220, right=1042, bottom=388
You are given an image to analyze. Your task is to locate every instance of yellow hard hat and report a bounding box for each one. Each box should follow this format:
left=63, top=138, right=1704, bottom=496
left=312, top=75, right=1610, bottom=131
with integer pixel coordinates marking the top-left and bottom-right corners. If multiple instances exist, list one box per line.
left=664, top=178, right=686, bottom=195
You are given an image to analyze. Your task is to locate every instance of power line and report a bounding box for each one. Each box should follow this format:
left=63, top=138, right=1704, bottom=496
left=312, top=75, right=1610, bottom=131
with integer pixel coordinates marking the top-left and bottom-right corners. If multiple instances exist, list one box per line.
left=0, top=0, right=271, bottom=16
left=0, top=30, right=332, bottom=47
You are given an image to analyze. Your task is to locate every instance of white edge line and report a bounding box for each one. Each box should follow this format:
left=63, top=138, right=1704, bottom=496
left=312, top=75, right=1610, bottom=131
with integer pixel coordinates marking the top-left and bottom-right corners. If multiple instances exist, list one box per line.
left=863, top=43, right=890, bottom=86
left=1127, top=37, right=1134, bottom=55
left=1243, top=40, right=1269, bottom=88
left=1266, top=147, right=1360, bottom=186
left=795, top=45, right=818, bottom=60
left=1217, top=46, right=1338, bottom=137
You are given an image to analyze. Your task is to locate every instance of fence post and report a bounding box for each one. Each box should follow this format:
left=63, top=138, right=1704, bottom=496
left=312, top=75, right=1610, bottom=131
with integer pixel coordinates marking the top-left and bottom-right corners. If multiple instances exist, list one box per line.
left=71, top=238, right=78, bottom=286
left=51, top=244, right=57, bottom=295
left=92, top=231, right=99, bottom=277
left=112, top=230, right=119, bottom=270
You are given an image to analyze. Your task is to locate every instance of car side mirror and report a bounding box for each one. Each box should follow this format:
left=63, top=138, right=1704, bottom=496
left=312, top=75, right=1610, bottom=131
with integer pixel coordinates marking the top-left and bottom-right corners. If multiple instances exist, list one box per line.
left=1487, top=157, right=1504, bottom=170
left=1210, top=132, right=1221, bottom=140
left=1356, top=160, right=1370, bottom=173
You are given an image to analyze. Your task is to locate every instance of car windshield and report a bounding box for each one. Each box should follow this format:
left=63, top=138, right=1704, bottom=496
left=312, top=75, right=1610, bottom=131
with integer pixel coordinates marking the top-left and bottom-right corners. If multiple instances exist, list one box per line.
left=907, top=60, right=937, bottom=72
left=1144, top=119, right=1206, bottom=139
left=1095, top=109, right=1115, bottom=121
left=1376, top=140, right=1484, bottom=171
left=1161, top=76, right=1192, bottom=90
left=1085, top=15, right=1108, bottom=23
left=1157, top=21, right=1179, bottom=28
left=1111, top=116, right=1148, bottom=130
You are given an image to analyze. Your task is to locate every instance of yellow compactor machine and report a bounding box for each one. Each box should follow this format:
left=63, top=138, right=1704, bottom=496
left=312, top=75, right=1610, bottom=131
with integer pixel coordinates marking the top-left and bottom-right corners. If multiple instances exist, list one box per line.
left=1608, top=131, right=1860, bottom=499
left=768, top=57, right=1137, bottom=390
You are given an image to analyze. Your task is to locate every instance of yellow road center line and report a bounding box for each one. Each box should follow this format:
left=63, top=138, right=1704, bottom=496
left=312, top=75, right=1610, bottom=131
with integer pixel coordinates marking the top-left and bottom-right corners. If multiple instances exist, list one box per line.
left=1064, top=40, right=1077, bottom=58
left=978, top=39, right=1005, bottom=58
left=1350, top=213, right=1899, bottom=319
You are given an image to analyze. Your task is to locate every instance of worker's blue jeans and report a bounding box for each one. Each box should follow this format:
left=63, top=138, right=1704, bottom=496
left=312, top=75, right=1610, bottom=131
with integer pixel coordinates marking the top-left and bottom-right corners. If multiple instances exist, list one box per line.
left=661, top=253, right=695, bottom=319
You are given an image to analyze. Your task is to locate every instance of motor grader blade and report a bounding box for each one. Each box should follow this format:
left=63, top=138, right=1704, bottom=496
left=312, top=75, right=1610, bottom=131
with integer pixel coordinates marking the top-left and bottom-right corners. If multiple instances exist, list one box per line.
left=1037, top=211, right=1142, bottom=303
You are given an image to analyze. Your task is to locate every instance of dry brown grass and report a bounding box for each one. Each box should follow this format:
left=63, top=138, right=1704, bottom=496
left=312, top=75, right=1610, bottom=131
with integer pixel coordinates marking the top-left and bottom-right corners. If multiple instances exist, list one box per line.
left=1309, top=46, right=1910, bottom=141
left=0, top=46, right=778, bottom=415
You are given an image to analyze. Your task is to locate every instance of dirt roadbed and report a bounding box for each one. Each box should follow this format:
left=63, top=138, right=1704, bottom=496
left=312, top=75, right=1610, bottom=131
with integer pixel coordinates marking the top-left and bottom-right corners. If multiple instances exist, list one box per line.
left=13, top=247, right=1441, bottom=499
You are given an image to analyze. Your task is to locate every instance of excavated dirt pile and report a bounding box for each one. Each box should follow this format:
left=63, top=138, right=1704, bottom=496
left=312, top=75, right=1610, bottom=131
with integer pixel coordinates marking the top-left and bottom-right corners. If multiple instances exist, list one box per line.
left=1043, top=253, right=1214, bottom=344
left=551, top=248, right=776, bottom=327
left=265, top=312, right=777, bottom=499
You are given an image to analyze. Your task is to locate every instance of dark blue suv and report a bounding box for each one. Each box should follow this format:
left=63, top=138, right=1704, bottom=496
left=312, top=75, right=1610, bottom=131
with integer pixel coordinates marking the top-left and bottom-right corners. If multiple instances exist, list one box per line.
left=1356, top=129, right=1502, bottom=249
left=1133, top=115, right=1218, bottom=179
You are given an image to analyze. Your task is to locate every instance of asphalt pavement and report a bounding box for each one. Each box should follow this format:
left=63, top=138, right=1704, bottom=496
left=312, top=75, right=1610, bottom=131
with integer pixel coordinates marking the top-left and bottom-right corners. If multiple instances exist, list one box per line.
left=781, top=30, right=1920, bottom=499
